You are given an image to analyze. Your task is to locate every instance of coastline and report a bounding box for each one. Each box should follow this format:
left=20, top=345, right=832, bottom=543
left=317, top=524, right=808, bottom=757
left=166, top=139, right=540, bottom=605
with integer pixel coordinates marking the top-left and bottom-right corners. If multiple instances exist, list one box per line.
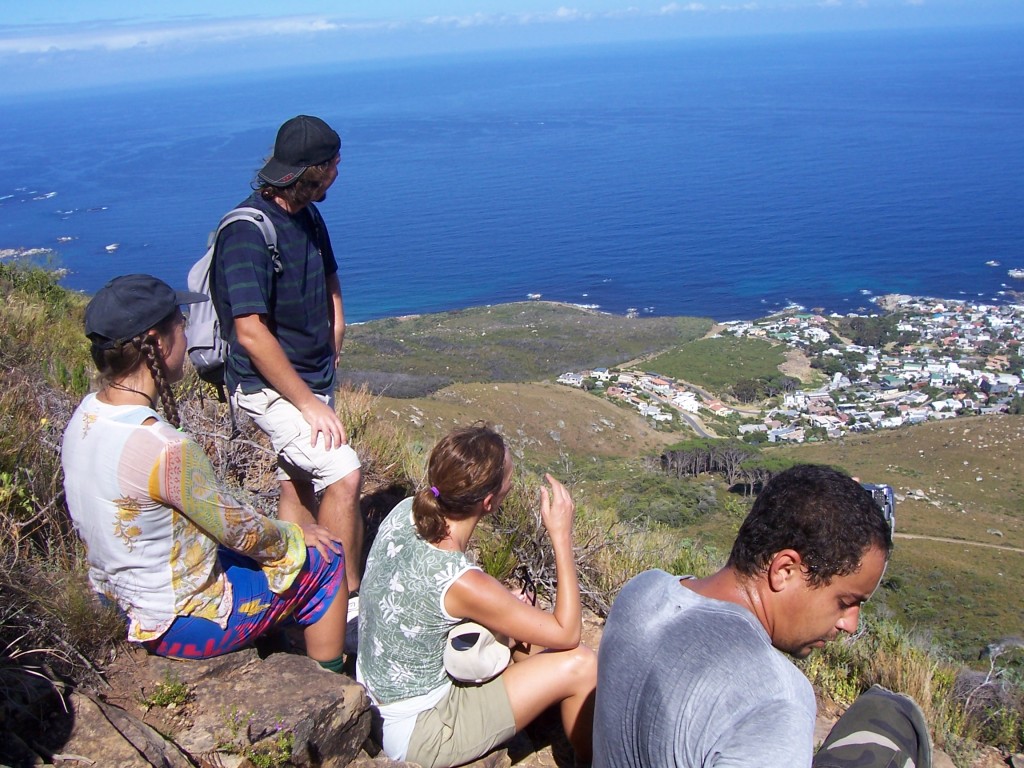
left=5, top=247, right=1023, bottom=327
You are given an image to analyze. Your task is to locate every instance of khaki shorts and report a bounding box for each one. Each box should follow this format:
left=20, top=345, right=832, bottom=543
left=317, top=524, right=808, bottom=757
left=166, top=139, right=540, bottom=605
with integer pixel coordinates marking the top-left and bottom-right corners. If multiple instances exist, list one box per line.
left=234, top=387, right=361, bottom=493
left=405, top=678, right=517, bottom=768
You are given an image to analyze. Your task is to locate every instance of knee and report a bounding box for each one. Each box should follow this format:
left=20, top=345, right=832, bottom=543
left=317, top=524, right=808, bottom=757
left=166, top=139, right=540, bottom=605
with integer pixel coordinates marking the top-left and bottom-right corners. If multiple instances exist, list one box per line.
left=326, top=467, right=361, bottom=499
left=564, top=644, right=598, bottom=690
left=335, top=466, right=362, bottom=492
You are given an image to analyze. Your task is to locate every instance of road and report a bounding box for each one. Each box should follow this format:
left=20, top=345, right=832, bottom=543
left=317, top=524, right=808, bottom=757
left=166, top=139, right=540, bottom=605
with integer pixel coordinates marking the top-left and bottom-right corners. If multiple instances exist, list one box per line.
left=894, top=532, right=1024, bottom=554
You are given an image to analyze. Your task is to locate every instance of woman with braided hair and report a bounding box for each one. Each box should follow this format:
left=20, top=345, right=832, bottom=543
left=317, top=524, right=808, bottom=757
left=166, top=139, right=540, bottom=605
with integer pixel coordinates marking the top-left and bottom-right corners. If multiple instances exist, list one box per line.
left=61, top=274, right=348, bottom=669
left=357, top=424, right=596, bottom=768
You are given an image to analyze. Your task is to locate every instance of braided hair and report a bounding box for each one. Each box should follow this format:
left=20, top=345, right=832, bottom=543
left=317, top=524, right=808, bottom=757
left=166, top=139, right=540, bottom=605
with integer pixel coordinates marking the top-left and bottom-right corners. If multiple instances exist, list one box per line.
left=90, top=312, right=181, bottom=428
left=413, top=425, right=507, bottom=544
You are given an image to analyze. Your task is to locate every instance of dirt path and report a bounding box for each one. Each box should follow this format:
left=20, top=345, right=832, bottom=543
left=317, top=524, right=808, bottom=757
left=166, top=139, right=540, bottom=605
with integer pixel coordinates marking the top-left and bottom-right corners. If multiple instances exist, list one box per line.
left=895, top=532, right=1024, bottom=554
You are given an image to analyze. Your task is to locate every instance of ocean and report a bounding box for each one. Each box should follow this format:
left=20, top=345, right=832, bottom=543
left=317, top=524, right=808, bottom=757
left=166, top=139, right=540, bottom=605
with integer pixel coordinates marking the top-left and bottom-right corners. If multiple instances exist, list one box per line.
left=1, top=25, right=1022, bottom=323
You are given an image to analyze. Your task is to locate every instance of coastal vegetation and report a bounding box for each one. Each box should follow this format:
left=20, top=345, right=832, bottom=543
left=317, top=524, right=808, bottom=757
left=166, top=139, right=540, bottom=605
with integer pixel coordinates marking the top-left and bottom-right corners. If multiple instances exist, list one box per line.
left=340, top=301, right=712, bottom=397
left=1, top=262, right=1021, bottom=765
left=643, top=334, right=788, bottom=394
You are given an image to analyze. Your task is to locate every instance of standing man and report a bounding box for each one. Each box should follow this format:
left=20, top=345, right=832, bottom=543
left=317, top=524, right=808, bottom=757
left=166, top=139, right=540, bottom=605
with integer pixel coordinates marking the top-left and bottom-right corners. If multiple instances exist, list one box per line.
left=594, top=464, right=931, bottom=768
left=214, top=115, right=363, bottom=596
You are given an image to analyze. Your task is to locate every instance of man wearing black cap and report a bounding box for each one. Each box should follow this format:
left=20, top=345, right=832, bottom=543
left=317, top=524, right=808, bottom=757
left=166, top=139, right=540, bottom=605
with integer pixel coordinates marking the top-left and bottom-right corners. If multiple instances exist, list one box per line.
left=212, top=115, right=363, bottom=596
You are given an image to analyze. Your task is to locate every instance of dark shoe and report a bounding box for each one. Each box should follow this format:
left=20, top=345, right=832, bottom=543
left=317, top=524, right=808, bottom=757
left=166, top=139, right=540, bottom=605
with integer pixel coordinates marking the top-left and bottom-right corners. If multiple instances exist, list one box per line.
left=813, top=685, right=932, bottom=768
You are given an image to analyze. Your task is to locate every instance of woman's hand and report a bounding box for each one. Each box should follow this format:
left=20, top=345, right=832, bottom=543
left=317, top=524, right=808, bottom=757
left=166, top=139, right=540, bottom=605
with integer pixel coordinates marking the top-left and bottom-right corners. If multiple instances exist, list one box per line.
left=540, top=473, right=575, bottom=543
left=301, top=523, right=343, bottom=560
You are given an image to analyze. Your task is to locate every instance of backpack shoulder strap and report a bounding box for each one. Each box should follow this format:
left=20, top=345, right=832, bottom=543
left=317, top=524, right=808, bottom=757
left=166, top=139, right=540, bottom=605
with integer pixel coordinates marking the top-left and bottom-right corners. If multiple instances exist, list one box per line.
left=212, top=206, right=281, bottom=274
left=307, top=202, right=325, bottom=234
left=305, top=203, right=331, bottom=270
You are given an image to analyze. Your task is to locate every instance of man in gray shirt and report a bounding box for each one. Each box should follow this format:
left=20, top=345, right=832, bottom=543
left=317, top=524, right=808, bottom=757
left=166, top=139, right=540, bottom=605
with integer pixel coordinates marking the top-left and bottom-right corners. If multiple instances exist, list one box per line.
left=594, top=464, right=931, bottom=768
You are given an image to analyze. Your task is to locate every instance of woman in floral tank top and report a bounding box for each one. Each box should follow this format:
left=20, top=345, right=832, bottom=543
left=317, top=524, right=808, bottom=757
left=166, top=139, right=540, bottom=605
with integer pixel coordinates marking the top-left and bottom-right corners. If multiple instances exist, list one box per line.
left=358, top=425, right=596, bottom=768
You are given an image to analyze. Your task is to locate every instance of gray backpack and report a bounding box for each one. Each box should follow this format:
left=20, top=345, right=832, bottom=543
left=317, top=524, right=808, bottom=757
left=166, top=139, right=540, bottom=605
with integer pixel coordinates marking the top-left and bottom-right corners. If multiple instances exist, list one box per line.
left=186, top=207, right=281, bottom=387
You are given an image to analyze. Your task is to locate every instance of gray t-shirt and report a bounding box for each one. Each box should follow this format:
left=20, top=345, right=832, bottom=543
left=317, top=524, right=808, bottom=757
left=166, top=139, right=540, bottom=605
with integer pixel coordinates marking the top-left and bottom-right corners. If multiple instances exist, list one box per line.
left=593, top=570, right=816, bottom=768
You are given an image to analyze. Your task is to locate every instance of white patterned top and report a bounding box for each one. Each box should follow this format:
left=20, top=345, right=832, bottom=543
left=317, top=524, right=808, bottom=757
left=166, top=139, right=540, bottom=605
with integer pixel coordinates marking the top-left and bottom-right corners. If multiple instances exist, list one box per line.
left=60, top=394, right=305, bottom=643
left=357, top=497, right=481, bottom=704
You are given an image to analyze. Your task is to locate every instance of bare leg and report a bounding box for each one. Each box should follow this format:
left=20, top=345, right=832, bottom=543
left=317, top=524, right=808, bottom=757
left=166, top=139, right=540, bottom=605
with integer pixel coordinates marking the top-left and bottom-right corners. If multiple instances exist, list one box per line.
left=277, top=478, right=317, bottom=526
left=318, top=468, right=363, bottom=593
left=501, top=645, right=597, bottom=762
left=303, top=577, right=349, bottom=663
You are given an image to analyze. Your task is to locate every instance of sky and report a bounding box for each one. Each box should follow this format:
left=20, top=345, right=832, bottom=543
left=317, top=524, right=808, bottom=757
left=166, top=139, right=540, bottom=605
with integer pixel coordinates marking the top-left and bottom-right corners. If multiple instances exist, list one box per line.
left=1, top=1, right=1020, bottom=95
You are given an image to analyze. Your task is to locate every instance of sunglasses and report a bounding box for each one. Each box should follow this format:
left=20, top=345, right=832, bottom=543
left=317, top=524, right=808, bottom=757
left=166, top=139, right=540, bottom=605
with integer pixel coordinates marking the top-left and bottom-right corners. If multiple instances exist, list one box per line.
left=516, top=565, right=537, bottom=607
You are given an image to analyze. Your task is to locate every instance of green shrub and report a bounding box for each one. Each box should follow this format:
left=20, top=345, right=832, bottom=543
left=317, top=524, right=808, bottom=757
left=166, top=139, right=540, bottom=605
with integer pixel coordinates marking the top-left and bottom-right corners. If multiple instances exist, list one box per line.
left=800, top=616, right=1024, bottom=759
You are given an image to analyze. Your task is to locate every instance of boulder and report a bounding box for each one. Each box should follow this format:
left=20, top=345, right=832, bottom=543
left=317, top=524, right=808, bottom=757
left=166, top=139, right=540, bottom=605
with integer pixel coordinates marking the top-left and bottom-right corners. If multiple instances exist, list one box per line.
left=146, top=650, right=371, bottom=767
left=60, top=692, right=195, bottom=767
left=54, top=647, right=371, bottom=767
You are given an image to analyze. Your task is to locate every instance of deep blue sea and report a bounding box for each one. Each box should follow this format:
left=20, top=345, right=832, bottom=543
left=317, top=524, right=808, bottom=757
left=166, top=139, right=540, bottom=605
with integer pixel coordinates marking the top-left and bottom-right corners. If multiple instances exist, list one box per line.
left=1, top=26, right=1022, bottom=322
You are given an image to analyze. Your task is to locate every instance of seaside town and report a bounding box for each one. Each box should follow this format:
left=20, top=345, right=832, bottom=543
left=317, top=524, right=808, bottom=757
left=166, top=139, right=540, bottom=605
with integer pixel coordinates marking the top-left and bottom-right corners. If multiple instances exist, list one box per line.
left=557, top=293, right=1024, bottom=443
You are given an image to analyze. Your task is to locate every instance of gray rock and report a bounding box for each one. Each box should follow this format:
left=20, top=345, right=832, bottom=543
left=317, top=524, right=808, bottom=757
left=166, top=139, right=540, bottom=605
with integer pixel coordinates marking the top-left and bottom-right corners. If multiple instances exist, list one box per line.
left=61, top=692, right=196, bottom=767
left=159, top=650, right=371, bottom=767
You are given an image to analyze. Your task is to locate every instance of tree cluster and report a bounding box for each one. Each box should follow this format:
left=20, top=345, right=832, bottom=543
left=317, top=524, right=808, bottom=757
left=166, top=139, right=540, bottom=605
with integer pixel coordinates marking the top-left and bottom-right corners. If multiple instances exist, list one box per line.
left=836, top=313, right=918, bottom=348
left=729, top=374, right=799, bottom=404
left=654, top=439, right=803, bottom=496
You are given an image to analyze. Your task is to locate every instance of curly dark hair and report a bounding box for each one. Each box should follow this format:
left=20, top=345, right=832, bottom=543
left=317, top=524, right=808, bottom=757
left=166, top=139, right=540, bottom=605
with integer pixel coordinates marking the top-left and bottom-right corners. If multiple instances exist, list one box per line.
left=727, top=464, right=892, bottom=587
left=256, top=156, right=337, bottom=210
left=412, top=424, right=507, bottom=544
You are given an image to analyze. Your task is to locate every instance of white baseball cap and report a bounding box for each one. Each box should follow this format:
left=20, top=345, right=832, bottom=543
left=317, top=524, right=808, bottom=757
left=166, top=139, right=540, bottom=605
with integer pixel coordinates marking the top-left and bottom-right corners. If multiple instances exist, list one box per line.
left=443, top=622, right=511, bottom=683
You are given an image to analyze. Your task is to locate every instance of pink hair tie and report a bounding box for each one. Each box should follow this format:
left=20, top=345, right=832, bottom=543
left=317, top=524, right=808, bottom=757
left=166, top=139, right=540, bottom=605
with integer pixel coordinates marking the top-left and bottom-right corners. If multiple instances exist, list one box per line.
left=430, top=486, right=440, bottom=498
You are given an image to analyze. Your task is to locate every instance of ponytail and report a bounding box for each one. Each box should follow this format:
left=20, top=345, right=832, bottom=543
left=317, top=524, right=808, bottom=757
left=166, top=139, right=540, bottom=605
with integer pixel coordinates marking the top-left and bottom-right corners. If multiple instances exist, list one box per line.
left=413, top=486, right=450, bottom=543
left=412, top=425, right=506, bottom=543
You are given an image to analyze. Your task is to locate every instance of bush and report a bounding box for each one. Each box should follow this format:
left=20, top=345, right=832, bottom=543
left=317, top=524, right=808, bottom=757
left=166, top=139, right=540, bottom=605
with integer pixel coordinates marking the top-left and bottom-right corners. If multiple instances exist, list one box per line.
left=801, top=616, right=1024, bottom=757
left=616, top=474, right=720, bottom=528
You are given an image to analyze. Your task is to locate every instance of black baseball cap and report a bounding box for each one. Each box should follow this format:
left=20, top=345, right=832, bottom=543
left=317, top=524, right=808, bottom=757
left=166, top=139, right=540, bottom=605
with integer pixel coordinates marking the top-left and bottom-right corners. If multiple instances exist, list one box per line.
left=258, top=115, right=341, bottom=188
left=85, top=274, right=206, bottom=350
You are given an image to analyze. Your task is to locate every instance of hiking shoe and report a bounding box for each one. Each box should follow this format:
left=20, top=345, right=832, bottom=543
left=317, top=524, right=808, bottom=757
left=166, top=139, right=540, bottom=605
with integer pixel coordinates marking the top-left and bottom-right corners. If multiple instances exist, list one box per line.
left=813, top=685, right=932, bottom=768
left=344, top=592, right=359, bottom=655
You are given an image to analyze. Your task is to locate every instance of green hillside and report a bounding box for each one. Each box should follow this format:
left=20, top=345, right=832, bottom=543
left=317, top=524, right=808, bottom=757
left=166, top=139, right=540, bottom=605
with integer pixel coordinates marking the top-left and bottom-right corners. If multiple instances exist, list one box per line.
left=3, top=263, right=1022, bottom=763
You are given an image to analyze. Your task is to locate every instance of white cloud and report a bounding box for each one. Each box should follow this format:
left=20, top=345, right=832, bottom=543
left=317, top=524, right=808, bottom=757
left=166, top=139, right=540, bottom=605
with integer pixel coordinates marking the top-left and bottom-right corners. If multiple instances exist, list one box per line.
left=2, top=1, right=911, bottom=58
left=659, top=3, right=709, bottom=14
left=0, top=16, right=349, bottom=54
left=555, top=7, right=583, bottom=19
left=718, top=2, right=760, bottom=11
left=421, top=7, right=599, bottom=28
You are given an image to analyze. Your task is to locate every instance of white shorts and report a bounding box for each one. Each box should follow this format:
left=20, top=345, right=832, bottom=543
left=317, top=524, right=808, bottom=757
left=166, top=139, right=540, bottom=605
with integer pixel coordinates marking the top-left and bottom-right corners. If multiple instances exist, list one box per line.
left=233, top=387, right=361, bottom=493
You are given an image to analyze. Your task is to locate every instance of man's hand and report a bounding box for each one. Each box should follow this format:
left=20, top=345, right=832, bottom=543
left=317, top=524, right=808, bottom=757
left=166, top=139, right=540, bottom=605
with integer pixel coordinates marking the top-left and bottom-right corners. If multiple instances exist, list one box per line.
left=234, top=313, right=349, bottom=450
left=300, top=523, right=343, bottom=560
left=300, top=398, right=348, bottom=449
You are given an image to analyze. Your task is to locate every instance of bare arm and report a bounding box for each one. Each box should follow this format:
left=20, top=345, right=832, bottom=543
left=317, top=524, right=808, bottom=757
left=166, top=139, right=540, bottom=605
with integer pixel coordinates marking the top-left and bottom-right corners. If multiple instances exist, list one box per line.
left=445, top=474, right=582, bottom=650
left=233, top=312, right=348, bottom=448
left=327, top=272, right=345, bottom=368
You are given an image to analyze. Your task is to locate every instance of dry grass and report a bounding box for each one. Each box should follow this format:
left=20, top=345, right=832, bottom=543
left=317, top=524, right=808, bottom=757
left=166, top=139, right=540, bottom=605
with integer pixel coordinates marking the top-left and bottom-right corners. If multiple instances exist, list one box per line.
left=473, top=463, right=724, bottom=615
left=772, top=416, right=1024, bottom=659
left=775, top=416, right=1024, bottom=538
left=802, top=617, right=1024, bottom=761
left=377, top=381, right=679, bottom=465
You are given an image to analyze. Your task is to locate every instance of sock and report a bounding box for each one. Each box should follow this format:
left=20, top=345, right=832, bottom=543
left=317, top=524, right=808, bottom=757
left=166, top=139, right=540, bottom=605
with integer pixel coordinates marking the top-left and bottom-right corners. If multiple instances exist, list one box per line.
left=317, top=654, right=346, bottom=674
